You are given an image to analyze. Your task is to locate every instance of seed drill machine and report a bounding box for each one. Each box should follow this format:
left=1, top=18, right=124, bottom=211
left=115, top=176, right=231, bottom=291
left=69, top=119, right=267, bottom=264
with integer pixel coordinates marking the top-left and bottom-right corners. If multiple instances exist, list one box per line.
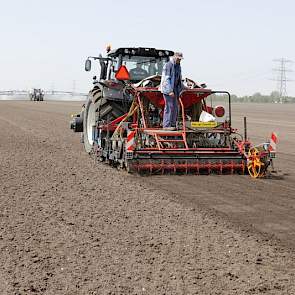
left=70, top=47, right=277, bottom=178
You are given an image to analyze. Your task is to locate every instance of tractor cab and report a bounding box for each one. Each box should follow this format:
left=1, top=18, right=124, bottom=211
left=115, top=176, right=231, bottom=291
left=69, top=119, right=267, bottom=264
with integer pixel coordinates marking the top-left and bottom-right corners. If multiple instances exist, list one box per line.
left=85, top=47, right=173, bottom=83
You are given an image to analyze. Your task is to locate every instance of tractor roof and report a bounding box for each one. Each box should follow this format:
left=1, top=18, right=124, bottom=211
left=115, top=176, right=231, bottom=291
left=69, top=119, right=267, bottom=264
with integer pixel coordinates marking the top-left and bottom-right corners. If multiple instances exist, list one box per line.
left=107, top=47, right=174, bottom=58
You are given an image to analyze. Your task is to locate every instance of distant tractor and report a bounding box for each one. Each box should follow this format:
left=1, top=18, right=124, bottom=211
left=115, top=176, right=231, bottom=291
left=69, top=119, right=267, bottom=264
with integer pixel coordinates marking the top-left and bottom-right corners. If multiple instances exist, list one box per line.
left=70, top=47, right=277, bottom=178
left=29, top=88, right=44, bottom=101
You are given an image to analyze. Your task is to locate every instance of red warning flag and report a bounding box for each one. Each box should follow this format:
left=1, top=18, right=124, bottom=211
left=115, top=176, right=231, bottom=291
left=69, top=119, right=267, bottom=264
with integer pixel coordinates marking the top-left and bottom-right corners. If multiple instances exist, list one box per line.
left=269, top=132, right=278, bottom=152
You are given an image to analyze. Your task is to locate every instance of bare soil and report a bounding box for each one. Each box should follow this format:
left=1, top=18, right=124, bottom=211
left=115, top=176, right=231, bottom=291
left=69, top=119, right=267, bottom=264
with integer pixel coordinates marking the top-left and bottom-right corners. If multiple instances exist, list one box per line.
left=0, top=101, right=295, bottom=294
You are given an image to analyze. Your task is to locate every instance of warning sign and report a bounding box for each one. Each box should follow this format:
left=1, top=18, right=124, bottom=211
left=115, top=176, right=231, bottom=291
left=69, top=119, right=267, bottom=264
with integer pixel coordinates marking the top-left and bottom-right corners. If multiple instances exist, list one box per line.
left=191, top=122, right=217, bottom=128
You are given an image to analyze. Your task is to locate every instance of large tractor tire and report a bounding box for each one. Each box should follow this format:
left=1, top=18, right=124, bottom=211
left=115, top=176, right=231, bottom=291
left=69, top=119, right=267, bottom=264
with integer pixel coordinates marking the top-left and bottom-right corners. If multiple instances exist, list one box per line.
left=83, top=88, right=126, bottom=153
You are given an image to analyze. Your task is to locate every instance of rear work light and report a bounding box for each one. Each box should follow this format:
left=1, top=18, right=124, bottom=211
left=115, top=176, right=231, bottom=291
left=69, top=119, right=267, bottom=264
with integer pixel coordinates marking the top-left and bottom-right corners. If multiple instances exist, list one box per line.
left=214, top=105, right=225, bottom=117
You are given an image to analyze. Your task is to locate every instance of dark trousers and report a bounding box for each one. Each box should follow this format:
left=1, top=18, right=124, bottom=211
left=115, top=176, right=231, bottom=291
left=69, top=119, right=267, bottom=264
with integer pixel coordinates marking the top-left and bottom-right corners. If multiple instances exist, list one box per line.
left=163, top=94, right=178, bottom=127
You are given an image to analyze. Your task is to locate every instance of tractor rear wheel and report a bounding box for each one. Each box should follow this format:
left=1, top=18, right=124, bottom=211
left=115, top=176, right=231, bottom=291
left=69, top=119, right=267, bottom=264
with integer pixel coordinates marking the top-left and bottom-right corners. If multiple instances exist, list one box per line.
left=83, top=88, right=126, bottom=153
left=83, top=98, right=96, bottom=153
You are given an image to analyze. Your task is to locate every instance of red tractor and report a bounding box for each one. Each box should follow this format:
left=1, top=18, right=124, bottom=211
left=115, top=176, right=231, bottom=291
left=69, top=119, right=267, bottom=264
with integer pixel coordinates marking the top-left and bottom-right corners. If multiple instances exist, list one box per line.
left=70, top=47, right=276, bottom=178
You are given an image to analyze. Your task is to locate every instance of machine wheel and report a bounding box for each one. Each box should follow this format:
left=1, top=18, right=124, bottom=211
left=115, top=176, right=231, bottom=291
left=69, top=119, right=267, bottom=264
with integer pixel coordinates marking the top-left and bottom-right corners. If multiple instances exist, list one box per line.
left=83, top=97, right=97, bottom=153
left=83, top=89, right=126, bottom=153
left=247, top=147, right=264, bottom=178
left=91, top=87, right=126, bottom=121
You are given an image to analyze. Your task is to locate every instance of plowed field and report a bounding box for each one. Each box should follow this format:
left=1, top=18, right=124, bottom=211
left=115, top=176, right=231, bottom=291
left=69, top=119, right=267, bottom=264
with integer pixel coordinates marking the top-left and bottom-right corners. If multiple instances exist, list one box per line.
left=1, top=101, right=294, bottom=294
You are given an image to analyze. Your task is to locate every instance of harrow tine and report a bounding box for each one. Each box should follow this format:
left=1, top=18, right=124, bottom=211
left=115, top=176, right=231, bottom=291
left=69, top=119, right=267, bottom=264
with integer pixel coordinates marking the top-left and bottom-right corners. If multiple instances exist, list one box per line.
left=149, top=159, right=152, bottom=175
left=127, top=158, right=246, bottom=176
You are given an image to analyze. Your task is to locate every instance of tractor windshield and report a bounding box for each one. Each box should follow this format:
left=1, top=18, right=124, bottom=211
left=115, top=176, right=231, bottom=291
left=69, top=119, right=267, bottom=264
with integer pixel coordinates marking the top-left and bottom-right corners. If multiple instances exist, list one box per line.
left=111, top=55, right=168, bottom=82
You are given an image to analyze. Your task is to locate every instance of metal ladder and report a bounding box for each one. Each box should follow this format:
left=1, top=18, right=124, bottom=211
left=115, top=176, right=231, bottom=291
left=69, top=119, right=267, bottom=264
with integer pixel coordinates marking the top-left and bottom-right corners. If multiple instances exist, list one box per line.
left=153, top=131, right=188, bottom=150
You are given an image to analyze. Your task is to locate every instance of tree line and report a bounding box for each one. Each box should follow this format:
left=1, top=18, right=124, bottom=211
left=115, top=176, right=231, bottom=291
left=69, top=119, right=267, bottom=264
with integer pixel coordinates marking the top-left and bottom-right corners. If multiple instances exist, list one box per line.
left=211, top=91, right=295, bottom=103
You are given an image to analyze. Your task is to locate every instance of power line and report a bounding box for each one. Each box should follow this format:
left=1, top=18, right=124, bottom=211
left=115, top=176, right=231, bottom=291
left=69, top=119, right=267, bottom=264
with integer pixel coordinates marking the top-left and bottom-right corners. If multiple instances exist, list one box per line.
left=272, top=58, right=293, bottom=103
left=72, top=80, right=76, bottom=96
left=50, top=82, right=55, bottom=95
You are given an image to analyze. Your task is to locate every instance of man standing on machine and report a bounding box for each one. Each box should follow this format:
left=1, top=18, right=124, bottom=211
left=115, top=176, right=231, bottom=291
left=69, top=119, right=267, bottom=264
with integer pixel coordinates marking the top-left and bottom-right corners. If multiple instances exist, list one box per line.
left=160, top=52, right=184, bottom=130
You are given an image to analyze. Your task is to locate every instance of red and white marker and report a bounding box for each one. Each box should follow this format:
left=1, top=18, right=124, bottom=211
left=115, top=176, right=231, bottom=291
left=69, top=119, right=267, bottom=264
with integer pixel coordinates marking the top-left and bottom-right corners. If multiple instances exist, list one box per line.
left=126, top=130, right=136, bottom=151
left=269, top=132, right=278, bottom=152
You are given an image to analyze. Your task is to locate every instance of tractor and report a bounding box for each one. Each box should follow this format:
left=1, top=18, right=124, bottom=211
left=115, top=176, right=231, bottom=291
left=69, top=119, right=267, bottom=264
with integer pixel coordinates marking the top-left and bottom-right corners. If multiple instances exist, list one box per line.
left=29, top=88, right=44, bottom=101
left=70, top=47, right=277, bottom=178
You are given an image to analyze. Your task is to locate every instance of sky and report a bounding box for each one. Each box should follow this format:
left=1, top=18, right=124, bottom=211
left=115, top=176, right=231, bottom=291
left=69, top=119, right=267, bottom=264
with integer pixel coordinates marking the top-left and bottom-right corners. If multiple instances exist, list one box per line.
left=1, top=0, right=295, bottom=96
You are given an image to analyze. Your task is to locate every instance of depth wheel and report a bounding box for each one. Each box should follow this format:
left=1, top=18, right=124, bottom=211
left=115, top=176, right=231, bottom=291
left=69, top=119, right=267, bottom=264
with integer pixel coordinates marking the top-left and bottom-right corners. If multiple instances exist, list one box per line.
left=247, top=147, right=264, bottom=178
